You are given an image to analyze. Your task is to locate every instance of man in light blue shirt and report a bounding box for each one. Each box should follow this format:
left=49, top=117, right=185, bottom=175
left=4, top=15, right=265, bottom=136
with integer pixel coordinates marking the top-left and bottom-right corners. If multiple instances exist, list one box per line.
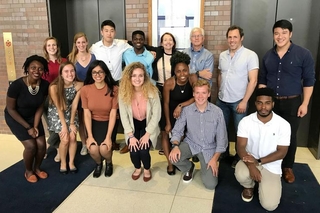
left=217, top=25, right=259, bottom=167
left=169, top=79, right=228, bottom=190
left=183, top=27, right=214, bottom=85
left=123, top=30, right=154, bottom=79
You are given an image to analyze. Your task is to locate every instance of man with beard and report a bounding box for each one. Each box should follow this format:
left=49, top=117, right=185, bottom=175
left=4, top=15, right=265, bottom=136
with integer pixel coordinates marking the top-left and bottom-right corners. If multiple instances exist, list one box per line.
left=234, top=87, right=291, bottom=211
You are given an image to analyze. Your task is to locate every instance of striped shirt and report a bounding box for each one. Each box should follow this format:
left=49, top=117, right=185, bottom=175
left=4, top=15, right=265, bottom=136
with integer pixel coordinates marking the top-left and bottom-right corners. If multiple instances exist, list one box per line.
left=171, top=102, right=228, bottom=163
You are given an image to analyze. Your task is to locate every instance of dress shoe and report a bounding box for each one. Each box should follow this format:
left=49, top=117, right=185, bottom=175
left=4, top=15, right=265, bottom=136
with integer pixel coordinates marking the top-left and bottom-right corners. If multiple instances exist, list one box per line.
left=143, top=170, right=152, bottom=182
left=112, top=142, right=120, bottom=151
left=283, top=168, right=295, bottom=183
left=120, top=145, right=129, bottom=154
left=35, top=170, right=48, bottom=179
left=242, top=188, right=254, bottom=202
left=93, top=163, right=103, bottom=178
left=70, top=167, right=78, bottom=174
left=167, top=165, right=176, bottom=176
left=183, top=162, right=195, bottom=183
left=192, top=156, right=199, bottom=163
left=105, top=163, right=113, bottom=177
left=131, top=169, right=141, bottom=180
left=60, top=169, right=68, bottom=175
left=25, top=173, right=38, bottom=183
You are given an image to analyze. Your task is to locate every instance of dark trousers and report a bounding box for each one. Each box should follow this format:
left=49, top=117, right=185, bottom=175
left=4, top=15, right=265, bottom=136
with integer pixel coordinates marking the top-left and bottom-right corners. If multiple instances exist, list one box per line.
left=273, top=96, right=301, bottom=168
left=129, top=119, right=151, bottom=170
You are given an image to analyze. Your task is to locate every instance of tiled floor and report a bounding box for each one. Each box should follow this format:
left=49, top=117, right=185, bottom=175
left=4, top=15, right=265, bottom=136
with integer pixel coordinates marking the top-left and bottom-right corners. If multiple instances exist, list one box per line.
left=0, top=134, right=319, bottom=213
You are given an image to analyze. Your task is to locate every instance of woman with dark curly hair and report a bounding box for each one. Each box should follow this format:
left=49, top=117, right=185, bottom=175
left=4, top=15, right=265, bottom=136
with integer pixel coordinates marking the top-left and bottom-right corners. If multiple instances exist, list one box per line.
left=81, top=60, right=118, bottom=178
left=119, top=62, right=161, bottom=182
left=5, top=55, right=50, bottom=183
left=162, top=51, right=197, bottom=175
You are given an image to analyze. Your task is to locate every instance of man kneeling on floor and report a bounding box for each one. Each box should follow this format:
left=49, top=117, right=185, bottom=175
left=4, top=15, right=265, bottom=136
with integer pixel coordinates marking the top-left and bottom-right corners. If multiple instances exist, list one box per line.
left=235, top=87, right=291, bottom=211
left=169, top=79, right=228, bottom=189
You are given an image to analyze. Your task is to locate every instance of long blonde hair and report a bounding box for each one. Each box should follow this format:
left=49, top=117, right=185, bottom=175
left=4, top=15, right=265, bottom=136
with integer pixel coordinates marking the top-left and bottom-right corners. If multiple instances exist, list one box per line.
left=43, top=37, right=63, bottom=63
left=68, top=32, right=89, bottom=64
left=119, top=62, right=159, bottom=105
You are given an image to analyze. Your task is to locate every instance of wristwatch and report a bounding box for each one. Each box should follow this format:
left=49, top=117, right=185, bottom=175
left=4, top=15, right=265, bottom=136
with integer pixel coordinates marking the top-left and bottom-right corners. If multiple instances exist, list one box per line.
left=172, top=143, right=179, bottom=148
left=257, top=159, right=262, bottom=166
left=196, top=71, right=200, bottom=78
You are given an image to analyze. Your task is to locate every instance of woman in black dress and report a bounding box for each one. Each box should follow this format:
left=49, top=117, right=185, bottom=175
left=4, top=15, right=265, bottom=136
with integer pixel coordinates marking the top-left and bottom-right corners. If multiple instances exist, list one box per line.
left=5, top=55, right=50, bottom=183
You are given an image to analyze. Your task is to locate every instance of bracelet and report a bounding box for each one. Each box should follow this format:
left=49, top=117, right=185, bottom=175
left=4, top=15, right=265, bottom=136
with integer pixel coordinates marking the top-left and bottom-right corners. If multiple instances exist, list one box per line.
left=128, top=135, right=134, bottom=138
left=26, top=126, right=32, bottom=130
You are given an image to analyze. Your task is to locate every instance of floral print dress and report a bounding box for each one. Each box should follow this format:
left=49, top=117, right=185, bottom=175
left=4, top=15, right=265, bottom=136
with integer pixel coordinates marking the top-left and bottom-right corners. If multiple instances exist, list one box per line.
left=47, top=84, right=79, bottom=133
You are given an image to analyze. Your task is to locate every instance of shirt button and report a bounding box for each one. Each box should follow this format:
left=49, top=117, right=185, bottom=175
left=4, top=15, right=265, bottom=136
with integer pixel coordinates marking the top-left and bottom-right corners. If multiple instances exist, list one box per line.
left=278, top=78, right=280, bottom=80
left=278, top=70, right=281, bottom=72
left=277, top=86, right=279, bottom=88
left=279, top=62, right=281, bottom=64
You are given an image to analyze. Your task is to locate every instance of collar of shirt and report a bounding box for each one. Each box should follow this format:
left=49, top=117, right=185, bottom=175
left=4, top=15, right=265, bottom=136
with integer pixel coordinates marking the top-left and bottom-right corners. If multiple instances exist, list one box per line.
left=191, top=45, right=204, bottom=53
left=227, top=45, right=244, bottom=55
left=252, top=111, right=275, bottom=126
left=98, top=39, right=118, bottom=48
left=272, top=41, right=293, bottom=54
left=191, top=102, right=212, bottom=113
left=129, top=47, right=147, bottom=56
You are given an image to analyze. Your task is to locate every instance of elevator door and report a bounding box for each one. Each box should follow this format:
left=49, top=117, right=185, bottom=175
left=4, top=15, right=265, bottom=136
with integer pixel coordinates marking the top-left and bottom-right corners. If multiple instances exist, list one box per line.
left=231, top=0, right=320, bottom=147
left=48, top=0, right=126, bottom=57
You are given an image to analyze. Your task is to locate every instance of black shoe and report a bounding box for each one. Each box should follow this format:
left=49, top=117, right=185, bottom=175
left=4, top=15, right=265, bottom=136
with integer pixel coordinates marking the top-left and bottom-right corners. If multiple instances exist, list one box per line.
left=167, top=165, right=176, bottom=176
left=105, top=163, right=113, bottom=177
left=93, top=163, right=103, bottom=178
left=192, top=156, right=199, bottom=163
left=183, top=162, right=195, bottom=183
left=70, top=167, right=78, bottom=174
left=60, top=169, right=68, bottom=175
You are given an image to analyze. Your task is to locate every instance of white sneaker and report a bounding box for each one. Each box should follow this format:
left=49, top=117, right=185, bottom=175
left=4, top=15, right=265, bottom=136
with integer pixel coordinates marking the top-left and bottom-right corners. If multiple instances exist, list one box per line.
left=80, top=145, right=88, bottom=155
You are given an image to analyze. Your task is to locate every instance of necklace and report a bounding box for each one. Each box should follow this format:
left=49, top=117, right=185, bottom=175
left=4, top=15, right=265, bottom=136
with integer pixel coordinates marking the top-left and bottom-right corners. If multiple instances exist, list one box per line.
left=27, top=77, right=40, bottom=95
left=178, top=83, right=187, bottom=93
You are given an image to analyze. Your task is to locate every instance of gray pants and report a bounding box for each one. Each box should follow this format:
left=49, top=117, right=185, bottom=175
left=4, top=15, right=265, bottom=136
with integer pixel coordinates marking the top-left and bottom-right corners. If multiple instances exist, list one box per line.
left=235, top=160, right=282, bottom=211
left=172, top=142, right=218, bottom=190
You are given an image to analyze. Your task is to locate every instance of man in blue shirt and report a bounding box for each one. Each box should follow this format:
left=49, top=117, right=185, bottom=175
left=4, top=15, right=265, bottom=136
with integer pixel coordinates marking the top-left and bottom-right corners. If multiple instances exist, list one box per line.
left=123, top=30, right=154, bottom=80
left=183, top=27, right=214, bottom=86
left=217, top=25, right=259, bottom=168
left=258, top=19, right=315, bottom=183
left=169, top=79, right=228, bottom=189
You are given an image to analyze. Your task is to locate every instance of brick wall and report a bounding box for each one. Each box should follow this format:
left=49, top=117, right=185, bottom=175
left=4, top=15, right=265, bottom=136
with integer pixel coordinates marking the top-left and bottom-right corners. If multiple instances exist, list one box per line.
left=0, top=0, right=231, bottom=134
left=0, top=0, right=49, bottom=134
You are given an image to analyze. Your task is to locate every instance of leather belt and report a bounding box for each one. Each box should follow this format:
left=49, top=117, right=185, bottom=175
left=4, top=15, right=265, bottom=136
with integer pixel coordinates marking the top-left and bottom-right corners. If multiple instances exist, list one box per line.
left=275, top=95, right=299, bottom=100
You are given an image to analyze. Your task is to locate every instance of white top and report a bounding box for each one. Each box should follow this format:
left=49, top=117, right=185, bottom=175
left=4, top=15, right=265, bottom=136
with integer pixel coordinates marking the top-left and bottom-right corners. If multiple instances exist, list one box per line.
left=90, top=39, right=132, bottom=81
left=237, top=112, right=291, bottom=175
left=218, top=46, right=259, bottom=102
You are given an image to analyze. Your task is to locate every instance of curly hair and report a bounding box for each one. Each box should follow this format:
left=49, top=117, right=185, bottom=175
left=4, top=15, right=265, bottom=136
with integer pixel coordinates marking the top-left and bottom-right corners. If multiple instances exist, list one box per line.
left=84, top=60, right=117, bottom=97
left=170, top=51, right=191, bottom=76
left=43, top=37, right=63, bottom=63
left=119, top=62, right=159, bottom=105
left=68, top=32, right=89, bottom=64
left=22, top=55, right=49, bottom=77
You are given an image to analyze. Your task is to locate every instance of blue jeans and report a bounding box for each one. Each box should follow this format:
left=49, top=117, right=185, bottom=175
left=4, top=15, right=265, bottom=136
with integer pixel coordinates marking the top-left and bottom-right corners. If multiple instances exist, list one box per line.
left=216, top=98, right=247, bottom=155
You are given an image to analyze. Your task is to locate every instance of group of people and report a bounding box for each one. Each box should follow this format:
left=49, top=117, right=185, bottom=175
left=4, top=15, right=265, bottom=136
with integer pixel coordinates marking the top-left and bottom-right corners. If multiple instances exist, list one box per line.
left=5, top=18, right=315, bottom=212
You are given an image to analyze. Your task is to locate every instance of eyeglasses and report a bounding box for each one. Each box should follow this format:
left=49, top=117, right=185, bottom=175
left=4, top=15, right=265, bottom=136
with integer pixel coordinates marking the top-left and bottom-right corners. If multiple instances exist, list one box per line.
left=92, top=71, right=105, bottom=76
left=191, top=35, right=203, bottom=38
left=29, top=66, right=44, bottom=71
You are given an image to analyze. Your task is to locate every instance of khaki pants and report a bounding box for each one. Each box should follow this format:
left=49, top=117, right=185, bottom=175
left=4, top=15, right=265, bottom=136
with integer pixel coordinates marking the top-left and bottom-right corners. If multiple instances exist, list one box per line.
left=235, top=160, right=282, bottom=211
